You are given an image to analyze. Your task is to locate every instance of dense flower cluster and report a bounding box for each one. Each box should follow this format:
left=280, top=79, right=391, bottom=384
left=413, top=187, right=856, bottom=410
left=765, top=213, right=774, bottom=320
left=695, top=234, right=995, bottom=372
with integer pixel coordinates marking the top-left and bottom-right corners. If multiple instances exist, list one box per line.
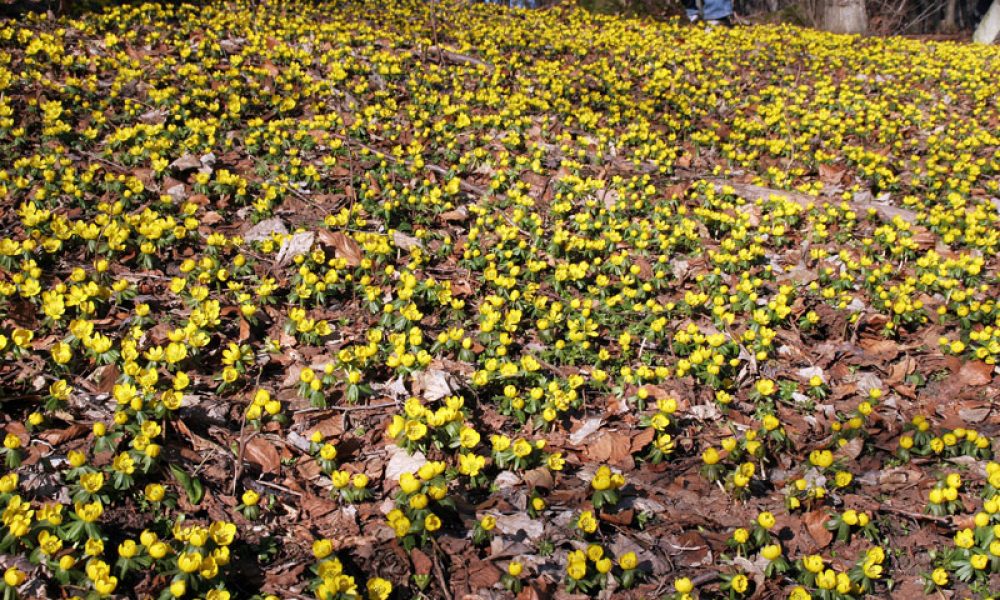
left=0, top=0, right=998, bottom=598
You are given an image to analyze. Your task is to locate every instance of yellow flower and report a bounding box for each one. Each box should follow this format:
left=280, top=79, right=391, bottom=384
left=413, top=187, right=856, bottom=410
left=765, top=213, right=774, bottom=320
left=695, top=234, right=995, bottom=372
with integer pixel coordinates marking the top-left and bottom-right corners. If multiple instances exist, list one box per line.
left=566, top=559, right=587, bottom=580
left=81, top=472, right=105, bottom=494
left=51, top=341, right=72, bottom=364
left=733, top=528, right=749, bottom=544
left=399, top=473, right=421, bottom=494
left=512, top=438, right=533, bottom=458
left=755, top=379, right=775, bottom=396
left=118, top=539, right=138, bottom=558
left=144, top=483, right=165, bottom=502
left=789, top=586, right=812, bottom=600
left=391, top=516, right=411, bottom=537
left=404, top=420, right=427, bottom=441
left=75, top=501, right=103, bottom=523
left=954, top=528, right=974, bottom=549
left=0, top=473, right=17, bottom=493
left=547, top=452, right=565, bottom=471
left=508, top=561, right=523, bottom=576
left=366, top=577, right=393, bottom=600
left=459, top=426, right=480, bottom=448
left=761, top=544, right=782, bottom=561
left=757, top=511, right=776, bottom=529
left=3, top=433, right=21, bottom=450
left=85, top=537, right=104, bottom=556
left=618, top=551, right=637, bottom=570
left=577, top=510, right=598, bottom=534
left=94, top=576, right=118, bottom=595
left=491, top=434, right=511, bottom=452
left=424, top=513, right=442, bottom=532
left=674, top=577, right=694, bottom=593
left=3, top=567, right=25, bottom=587
left=313, top=539, right=334, bottom=559
left=595, top=557, right=612, bottom=573
left=762, top=414, right=780, bottom=431
left=177, top=551, right=202, bottom=573
left=241, top=489, right=260, bottom=506
left=731, top=573, right=749, bottom=594
left=149, top=541, right=169, bottom=559
left=11, top=328, right=33, bottom=348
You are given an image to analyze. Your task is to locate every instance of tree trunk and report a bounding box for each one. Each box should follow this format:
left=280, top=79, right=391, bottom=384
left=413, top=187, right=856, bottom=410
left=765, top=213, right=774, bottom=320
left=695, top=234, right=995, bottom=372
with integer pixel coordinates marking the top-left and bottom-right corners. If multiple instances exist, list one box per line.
left=821, top=0, right=868, bottom=34
left=974, top=0, right=1000, bottom=43
left=941, top=0, right=958, bottom=31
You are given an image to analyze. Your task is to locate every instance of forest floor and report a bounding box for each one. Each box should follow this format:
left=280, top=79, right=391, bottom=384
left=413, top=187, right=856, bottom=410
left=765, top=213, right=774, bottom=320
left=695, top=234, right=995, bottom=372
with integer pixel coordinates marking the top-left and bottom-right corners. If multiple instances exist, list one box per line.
left=1, top=1, right=1000, bottom=599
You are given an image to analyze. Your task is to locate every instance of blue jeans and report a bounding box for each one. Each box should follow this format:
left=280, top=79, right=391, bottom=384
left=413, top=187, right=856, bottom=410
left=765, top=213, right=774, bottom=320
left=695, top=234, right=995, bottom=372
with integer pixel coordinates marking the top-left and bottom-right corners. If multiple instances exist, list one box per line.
left=686, top=0, right=733, bottom=20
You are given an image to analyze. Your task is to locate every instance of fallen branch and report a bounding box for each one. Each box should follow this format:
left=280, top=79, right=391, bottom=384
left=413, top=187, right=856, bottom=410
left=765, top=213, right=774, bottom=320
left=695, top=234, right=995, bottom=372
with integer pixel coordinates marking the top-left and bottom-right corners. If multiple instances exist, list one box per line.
left=430, top=537, right=455, bottom=600
left=706, top=180, right=919, bottom=225
left=426, top=45, right=493, bottom=71
left=877, top=504, right=952, bottom=524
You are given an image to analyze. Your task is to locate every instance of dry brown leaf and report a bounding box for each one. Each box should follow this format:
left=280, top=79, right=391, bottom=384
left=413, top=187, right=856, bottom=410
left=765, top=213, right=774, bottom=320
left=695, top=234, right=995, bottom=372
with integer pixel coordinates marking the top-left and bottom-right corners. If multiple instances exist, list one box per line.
left=522, top=467, right=554, bottom=490
left=803, top=510, right=833, bottom=548
left=818, top=163, right=846, bottom=184
left=245, top=436, right=281, bottom=474
left=36, top=424, right=89, bottom=446
left=586, top=431, right=634, bottom=466
left=630, top=427, right=656, bottom=454
left=316, top=230, right=363, bottom=266
left=410, top=548, right=433, bottom=575
left=958, top=360, right=993, bottom=386
left=466, top=558, right=501, bottom=590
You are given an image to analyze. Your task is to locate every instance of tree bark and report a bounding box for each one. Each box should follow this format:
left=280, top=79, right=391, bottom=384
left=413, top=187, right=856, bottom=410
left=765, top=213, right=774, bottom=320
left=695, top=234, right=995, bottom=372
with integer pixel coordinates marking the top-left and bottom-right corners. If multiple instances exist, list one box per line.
left=941, top=0, right=958, bottom=31
left=821, top=0, right=868, bottom=34
left=974, top=0, right=1000, bottom=43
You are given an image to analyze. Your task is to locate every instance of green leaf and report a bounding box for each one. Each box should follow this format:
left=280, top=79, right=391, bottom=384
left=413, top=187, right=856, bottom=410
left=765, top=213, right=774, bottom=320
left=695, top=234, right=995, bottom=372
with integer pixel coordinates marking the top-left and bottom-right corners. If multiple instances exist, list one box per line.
left=169, top=464, right=204, bottom=505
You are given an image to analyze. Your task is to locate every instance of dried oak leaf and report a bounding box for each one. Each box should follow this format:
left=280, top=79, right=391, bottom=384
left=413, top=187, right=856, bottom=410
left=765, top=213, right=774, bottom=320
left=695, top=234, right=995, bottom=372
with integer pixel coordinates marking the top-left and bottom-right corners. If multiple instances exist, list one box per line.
left=803, top=510, right=833, bottom=548
left=245, top=436, right=281, bottom=474
left=958, top=360, right=993, bottom=386
left=316, top=230, right=363, bottom=266
left=410, top=548, right=433, bottom=576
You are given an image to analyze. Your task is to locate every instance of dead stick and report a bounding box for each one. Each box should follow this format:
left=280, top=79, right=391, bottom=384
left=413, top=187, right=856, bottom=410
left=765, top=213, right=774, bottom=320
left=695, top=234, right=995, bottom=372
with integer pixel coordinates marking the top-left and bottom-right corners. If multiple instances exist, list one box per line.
left=430, top=538, right=454, bottom=600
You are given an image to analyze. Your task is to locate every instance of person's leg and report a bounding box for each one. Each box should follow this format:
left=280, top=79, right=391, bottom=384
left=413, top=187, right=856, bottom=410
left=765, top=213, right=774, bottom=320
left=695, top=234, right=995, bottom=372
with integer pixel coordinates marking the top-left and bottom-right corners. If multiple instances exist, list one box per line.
left=701, top=0, right=733, bottom=21
left=684, top=0, right=701, bottom=21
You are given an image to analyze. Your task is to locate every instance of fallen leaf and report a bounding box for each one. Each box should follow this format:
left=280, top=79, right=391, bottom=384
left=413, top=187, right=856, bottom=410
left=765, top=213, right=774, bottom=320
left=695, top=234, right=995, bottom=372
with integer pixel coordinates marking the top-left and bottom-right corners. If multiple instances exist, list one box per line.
left=522, top=467, right=554, bottom=490
left=958, top=406, right=992, bottom=423
left=245, top=436, right=281, bottom=474
left=36, top=424, right=89, bottom=446
left=170, top=154, right=202, bottom=171
left=385, top=445, right=427, bottom=482
left=412, top=369, right=457, bottom=402
left=958, top=360, right=993, bottom=386
left=803, top=510, right=833, bottom=548
left=568, top=418, right=603, bottom=446
left=410, top=548, right=433, bottom=575
left=467, top=558, right=501, bottom=590
left=439, top=206, right=469, bottom=222
left=244, top=218, right=288, bottom=243
left=495, top=512, right=545, bottom=540
left=392, top=231, right=422, bottom=251
left=274, top=231, right=315, bottom=267
left=316, top=230, right=363, bottom=266
left=819, top=163, right=846, bottom=184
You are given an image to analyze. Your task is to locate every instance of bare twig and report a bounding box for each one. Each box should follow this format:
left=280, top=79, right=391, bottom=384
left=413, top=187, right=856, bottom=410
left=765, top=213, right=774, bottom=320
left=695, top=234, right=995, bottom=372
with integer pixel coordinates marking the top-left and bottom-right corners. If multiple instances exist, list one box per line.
left=430, top=537, right=455, bottom=600
left=294, top=401, right=397, bottom=415
left=877, top=504, right=952, bottom=524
